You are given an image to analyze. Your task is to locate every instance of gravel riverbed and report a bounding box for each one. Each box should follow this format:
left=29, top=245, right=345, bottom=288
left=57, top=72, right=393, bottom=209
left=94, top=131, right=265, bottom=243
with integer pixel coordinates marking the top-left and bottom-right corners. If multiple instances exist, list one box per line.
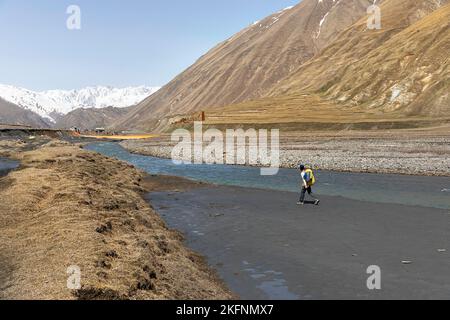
left=120, top=133, right=450, bottom=176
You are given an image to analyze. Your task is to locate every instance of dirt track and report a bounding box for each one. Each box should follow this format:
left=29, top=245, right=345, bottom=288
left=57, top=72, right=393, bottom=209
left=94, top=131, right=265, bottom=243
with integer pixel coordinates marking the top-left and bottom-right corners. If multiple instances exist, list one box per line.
left=0, top=139, right=232, bottom=300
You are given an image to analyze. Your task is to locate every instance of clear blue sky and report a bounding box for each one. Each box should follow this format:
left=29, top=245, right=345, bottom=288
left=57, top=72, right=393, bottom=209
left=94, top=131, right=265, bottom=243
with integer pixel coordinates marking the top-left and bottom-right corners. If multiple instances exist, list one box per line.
left=0, top=0, right=299, bottom=91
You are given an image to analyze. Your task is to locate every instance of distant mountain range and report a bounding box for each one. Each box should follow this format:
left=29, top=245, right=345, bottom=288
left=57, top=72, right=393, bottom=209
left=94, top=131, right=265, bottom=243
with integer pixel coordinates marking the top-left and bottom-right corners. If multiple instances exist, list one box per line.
left=0, top=85, right=160, bottom=127
left=2, top=0, right=448, bottom=132
left=0, top=97, right=51, bottom=128
left=55, top=106, right=134, bottom=131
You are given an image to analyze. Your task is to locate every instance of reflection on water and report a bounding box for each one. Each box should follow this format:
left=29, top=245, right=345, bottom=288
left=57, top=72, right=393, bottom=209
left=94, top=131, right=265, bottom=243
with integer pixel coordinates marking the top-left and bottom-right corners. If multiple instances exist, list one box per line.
left=0, top=157, right=19, bottom=176
left=86, top=142, right=450, bottom=210
left=242, top=261, right=299, bottom=300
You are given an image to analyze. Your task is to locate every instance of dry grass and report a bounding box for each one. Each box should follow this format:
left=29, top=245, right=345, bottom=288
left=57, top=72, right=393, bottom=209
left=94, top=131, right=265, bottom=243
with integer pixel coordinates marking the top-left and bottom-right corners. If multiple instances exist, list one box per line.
left=203, top=93, right=450, bottom=129
left=80, top=134, right=159, bottom=140
left=0, top=140, right=232, bottom=300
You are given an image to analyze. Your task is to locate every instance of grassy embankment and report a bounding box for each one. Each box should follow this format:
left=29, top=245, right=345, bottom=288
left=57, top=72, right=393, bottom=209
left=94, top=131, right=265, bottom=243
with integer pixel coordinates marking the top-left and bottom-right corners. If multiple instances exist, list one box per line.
left=0, top=138, right=232, bottom=300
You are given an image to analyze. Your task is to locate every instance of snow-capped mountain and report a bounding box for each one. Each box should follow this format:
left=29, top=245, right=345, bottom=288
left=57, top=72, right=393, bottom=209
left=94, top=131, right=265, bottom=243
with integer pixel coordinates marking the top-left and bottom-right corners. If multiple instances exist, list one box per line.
left=0, top=84, right=160, bottom=123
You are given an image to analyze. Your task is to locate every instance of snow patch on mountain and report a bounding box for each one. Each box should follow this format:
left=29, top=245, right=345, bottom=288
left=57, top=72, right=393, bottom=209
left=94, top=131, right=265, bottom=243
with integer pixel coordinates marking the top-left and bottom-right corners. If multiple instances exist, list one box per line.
left=315, top=0, right=341, bottom=39
left=0, top=85, right=160, bottom=123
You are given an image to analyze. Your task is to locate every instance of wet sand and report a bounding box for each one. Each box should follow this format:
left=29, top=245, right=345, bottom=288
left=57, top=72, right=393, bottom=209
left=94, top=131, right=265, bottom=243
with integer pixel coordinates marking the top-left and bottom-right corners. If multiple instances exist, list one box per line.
left=148, top=185, right=450, bottom=300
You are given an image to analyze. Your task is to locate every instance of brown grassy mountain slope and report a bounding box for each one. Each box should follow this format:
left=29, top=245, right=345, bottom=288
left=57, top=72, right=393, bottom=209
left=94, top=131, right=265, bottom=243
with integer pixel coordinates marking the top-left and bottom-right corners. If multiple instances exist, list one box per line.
left=56, top=106, right=133, bottom=130
left=0, top=98, right=51, bottom=128
left=204, top=0, right=450, bottom=129
left=271, top=0, right=450, bottom=116
left=117, top=0, right=377, bottom=131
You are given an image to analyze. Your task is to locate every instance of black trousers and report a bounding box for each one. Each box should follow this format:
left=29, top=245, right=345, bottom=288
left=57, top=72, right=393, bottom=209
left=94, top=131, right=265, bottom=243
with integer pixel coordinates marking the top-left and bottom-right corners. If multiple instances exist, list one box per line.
left=299, top=186, right=318, bottom=203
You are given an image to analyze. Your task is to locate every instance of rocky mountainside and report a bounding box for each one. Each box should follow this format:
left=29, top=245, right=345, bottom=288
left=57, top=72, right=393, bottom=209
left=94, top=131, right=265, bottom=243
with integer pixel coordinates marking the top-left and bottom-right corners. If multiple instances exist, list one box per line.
left=55, top=106, right=133, bottom=130
left=270, top=0, right=450, bottom=117
left=178, top=0, right=450, bottom=130
left=0, top=98, right=51, bottom=128
left=117, top=0, right=377, bottom=131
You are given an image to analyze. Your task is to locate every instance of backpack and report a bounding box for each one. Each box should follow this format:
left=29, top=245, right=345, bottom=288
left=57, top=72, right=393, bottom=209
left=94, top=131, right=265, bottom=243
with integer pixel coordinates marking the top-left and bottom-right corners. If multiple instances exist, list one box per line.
left=305, top=169, right=316, bottom=186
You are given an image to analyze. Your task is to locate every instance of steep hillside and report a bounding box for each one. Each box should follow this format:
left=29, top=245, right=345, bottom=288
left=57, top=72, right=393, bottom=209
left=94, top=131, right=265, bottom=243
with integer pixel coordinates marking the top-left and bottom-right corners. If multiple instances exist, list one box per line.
left=204, top=0, right=450, bottom=129
left=0, top=98, right=51, bottom=128
left=271, top=0, right=450, bottom=117
left=55, top=106, right=133, bottom=130
left=118, top=0, right=376, bottom=131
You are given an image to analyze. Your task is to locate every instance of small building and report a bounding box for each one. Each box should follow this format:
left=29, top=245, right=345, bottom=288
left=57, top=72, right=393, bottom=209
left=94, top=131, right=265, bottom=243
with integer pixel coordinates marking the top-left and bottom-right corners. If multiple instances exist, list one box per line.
left=95, top=128, right=106, bottom=134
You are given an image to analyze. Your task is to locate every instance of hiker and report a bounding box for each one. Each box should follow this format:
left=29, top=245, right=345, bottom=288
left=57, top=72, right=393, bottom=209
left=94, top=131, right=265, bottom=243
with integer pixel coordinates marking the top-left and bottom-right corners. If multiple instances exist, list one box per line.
left=298, top=165, right=320, bottom=206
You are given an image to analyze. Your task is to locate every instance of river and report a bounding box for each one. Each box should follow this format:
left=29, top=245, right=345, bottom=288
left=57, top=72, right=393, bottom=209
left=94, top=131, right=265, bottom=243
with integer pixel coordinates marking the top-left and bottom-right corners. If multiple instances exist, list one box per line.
left=0, top=157, right=19, bottom=177
left=85, top=142, right=450, bottom=210
left=85, top=142, right=450, bottom=299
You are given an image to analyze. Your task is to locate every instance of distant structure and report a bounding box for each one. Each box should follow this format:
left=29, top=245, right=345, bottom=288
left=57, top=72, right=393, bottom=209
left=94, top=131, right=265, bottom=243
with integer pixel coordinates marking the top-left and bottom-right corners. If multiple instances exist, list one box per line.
left=0, top=123, right=33, bottom=129
left=70, top=127, right=81, bottom=134
left=168, top=111, right=206, bottom=126
left=95, top=128, right=106, bottom=134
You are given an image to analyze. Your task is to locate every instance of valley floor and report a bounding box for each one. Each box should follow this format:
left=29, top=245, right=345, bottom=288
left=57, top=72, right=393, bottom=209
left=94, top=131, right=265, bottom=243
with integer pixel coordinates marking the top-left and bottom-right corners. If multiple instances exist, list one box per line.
left=120, top=128, right=450, bottom=177
left=1, top=134, right=449, bottom=300
left=150, top=183, right=450, bottom=300
left=0, top=137, right=232, bottom=300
